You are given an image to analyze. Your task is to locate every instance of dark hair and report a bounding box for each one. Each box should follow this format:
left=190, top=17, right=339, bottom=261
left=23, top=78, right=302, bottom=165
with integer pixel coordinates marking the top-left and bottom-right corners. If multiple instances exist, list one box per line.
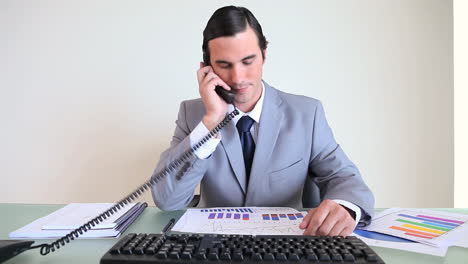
left=202, top=6, right=268, bottom=65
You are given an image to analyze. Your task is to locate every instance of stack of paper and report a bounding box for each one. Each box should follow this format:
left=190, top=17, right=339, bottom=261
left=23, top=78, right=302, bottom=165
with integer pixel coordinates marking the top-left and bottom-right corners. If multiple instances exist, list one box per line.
left=355, top=208, right=468, bottom=256
left=9, top=202, right=147, bottom=239
left=172, top=207, right=308, bottom=235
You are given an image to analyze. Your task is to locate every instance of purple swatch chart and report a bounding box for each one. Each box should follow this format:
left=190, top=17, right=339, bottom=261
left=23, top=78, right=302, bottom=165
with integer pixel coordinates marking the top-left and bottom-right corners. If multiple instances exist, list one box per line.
left=200, top=208, right=254, bottom=213
left=262, top=213, right=305, bottom=221
left=208, top=213, right=250, bottom=220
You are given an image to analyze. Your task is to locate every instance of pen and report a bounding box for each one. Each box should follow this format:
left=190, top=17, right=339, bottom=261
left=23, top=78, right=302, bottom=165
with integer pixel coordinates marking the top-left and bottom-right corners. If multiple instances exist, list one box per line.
left=161, top=218, right=175, bottom=235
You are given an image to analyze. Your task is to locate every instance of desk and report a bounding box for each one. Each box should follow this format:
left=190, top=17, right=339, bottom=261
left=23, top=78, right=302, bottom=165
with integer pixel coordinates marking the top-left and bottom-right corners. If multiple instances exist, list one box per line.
left=0, top=204, right=467, bottom=264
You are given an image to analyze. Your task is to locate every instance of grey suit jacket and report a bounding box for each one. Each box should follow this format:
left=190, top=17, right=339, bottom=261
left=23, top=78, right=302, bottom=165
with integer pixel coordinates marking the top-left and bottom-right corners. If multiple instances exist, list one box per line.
left=151, top=81, right=374, bottom=223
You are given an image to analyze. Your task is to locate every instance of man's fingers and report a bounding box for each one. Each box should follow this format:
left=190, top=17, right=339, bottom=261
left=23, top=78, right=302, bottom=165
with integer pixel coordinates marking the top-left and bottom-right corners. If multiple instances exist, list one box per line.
left=299, top=215, right=310, bottom=229
left=303, top=205, right=330, bottom=235
left=196, top=65, right=212, bottom=83
left=199, top=71, right=231, bottom=93
left=316, top=209, right=340, bottom=236
left=335, top=215, right=356, bottom=236
left=201, top=72, right=218, bottom=86
left=311, top=201, right=356, bottom=236
left=197, top=65, right=232, bottom=93
left=340, top=226, right=354, bottom=237
left=299, top=209, right=315, bottom=229
left=302, top=200, right=357, bottom=236
left=218, top=82, right=231, bottom=90
left=328, top=220, right=346, bottom=237
left=205, top=78, right=231, bottom=93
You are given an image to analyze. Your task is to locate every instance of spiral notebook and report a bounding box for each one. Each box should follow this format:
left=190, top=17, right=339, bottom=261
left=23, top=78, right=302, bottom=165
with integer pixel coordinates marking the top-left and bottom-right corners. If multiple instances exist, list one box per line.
left=9, top=202, right=147, bottom=239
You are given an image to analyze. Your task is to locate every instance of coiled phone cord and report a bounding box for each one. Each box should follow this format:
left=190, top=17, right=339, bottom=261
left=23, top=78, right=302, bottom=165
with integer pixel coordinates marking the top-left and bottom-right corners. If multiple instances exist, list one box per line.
left=30, top=108, right=240, bottom=255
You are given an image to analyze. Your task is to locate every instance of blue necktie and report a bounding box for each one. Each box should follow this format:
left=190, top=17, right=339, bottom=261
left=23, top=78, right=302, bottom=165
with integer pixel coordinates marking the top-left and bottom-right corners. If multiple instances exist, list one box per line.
left=236, top=116, right=256, bottom=181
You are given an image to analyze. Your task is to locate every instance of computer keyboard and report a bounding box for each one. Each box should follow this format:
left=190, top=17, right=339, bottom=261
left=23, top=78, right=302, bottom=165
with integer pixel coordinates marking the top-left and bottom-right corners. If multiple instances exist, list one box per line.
left=100, top=233, right=385, bottom=263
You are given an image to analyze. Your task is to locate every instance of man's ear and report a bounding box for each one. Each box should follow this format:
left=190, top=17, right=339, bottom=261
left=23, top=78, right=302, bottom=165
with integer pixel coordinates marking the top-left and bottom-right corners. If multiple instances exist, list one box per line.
left=262, top=49, right=267, bottom=64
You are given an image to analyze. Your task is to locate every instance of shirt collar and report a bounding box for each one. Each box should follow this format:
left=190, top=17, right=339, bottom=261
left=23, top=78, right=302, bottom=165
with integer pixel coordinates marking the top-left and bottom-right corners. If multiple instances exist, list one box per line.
left=228, top=81, right=265, bottom=125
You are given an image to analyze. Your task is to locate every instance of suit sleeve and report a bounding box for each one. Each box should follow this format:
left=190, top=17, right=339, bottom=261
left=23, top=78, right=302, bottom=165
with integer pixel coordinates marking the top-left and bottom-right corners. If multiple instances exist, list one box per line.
left=309, top=101, right=375, bottom=226
left=151, top=101, right=211, bottom=211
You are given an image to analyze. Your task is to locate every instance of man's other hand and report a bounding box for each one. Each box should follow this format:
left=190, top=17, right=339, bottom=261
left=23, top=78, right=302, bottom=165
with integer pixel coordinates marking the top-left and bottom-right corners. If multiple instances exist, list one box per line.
left=299, top=199, right=355, bottom=236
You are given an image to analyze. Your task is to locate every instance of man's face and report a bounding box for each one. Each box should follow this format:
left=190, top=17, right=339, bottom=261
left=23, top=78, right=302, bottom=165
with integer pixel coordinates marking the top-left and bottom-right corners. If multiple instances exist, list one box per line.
left=208, top=26, right=265, bottom=112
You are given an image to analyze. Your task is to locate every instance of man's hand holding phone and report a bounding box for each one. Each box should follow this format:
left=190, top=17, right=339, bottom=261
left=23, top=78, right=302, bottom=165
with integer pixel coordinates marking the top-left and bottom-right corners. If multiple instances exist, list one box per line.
left=197, top=62, right=232, bottom=130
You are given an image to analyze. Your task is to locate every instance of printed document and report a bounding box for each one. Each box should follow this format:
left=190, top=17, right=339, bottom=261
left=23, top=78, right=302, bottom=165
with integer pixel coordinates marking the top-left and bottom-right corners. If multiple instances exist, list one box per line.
left=172, top=207, right=308, bottom=235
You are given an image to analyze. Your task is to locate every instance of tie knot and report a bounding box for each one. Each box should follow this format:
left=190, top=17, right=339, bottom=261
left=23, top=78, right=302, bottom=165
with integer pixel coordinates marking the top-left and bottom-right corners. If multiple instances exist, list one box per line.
left=236, top=116, right=255, bottom=133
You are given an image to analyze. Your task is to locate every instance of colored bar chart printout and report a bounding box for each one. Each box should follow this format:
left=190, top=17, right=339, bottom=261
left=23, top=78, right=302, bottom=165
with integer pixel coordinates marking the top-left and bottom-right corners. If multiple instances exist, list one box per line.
left=362, top=208, right=468, bottom=247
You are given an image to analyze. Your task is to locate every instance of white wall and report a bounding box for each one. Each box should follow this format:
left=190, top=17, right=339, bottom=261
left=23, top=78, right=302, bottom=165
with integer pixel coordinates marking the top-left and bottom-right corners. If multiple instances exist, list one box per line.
left=0, top=0, right=454, bottom=208
left=454, top=0, right=468, bottom=208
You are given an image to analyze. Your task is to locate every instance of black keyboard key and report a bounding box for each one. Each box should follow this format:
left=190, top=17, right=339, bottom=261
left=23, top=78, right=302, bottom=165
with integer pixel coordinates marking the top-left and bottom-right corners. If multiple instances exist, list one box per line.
left=275, top=252, right=287, bottom=261
left=182, top=248, right=194, bottom=254
left=331, top=253, right=343, bottom=261
left=288, top=253, right=300, bottom=261
left=244, top=247, right=254, bottom=255
left=195, top=252, right=206, bottom=260
left=173, top=245, right=183, bottom=251
left=233, top=252, right=244, bottom=261
left=144, top=246, right=156, bottom=254
left=169, top=252, right=179, bottom=259
left=177, top=237, right=188, bottom=244
left=156, top=251, right=167, bottom=259
left=181, top=252, right=192, bottom=259
left=121, top=246, right=134, bottom=255
left=109, top=233, right=136, bottom=254
left=252, top=253, right=263, bottom=261
left=307, top=253, right=319, bottom=261
left=264, top=253, right=275, bottom=261
left=133, top=247, right=145, bottom=255
left=318, top=252, right=331, bottom=261
left=343, top=253, right=356, bottom=262
left=352, top=248, right=364, bottom=257
left=208, top=252, right=219, bottom=260
left=316, top=248, right=327, bottom=254
left=367, top=253, right=379, bottom=262
left=159, top=246, right=170, bottom=252
left=220, top=253, right=231, bottom=260
left=340, top=248, right=350, bottom=254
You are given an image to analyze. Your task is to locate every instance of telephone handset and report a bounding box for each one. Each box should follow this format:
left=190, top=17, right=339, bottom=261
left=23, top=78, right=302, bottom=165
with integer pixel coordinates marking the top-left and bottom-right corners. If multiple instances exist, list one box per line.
left=215, top=85, right=235, bottom=104
left=203, top=56, right=235, bottom=104
left=26, top=68, right=240, bottom=257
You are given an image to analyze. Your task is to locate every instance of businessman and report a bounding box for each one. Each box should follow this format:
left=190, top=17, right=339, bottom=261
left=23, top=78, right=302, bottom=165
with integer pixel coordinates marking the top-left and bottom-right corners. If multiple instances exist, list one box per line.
left=151, top=6, right=375, bottom=236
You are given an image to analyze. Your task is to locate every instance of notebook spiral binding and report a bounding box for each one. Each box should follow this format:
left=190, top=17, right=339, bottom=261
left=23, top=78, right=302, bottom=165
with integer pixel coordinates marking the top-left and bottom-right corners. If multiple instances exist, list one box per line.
left=29, top=108, right=240, bottom=255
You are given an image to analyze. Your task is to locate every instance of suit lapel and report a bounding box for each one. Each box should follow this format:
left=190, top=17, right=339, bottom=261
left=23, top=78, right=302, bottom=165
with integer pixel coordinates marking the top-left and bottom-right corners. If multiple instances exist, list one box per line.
left=220, top=120, right=247, bottom=194
left=246, top=82, right=283, bottom=203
